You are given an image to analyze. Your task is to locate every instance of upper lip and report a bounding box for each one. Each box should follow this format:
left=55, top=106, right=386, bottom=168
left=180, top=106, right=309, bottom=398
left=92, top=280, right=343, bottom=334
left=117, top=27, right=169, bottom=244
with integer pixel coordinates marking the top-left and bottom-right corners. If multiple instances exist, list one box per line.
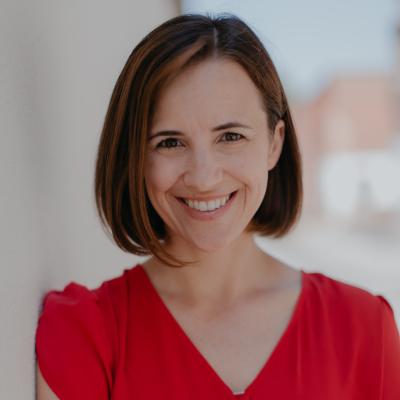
left=177, top=191, right=237, bottom=202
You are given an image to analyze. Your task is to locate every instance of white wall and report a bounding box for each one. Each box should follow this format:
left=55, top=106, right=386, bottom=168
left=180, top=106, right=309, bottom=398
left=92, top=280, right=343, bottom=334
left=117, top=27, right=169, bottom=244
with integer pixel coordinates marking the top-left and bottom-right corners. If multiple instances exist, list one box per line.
left=0, top=1, right=179, bottom=398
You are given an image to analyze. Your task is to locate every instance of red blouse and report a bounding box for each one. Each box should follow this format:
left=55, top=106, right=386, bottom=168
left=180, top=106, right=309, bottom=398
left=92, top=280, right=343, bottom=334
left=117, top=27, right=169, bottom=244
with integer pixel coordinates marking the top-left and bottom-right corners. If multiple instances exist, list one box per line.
left=35, top=264, right=400, bottom=399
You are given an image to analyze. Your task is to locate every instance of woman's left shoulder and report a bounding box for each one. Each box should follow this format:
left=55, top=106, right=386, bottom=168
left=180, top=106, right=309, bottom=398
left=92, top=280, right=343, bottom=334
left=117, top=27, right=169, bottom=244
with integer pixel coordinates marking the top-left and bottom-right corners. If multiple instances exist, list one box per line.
left=301, top=271, right=400, bottom=396
left=304, top=270, right=396, bottom=327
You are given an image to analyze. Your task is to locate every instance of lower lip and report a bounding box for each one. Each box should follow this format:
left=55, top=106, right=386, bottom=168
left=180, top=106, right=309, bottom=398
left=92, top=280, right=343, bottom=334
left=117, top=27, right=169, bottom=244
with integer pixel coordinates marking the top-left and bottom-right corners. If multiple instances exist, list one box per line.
left=176, top=191, right=238, bottom=221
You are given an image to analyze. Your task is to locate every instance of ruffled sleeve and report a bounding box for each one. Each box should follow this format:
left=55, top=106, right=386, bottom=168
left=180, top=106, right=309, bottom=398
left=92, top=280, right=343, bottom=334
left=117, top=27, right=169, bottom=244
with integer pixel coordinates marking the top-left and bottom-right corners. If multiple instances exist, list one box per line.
left=35, top=282, right=114, bottom=400
left=376, top=295, right=400, bottom=399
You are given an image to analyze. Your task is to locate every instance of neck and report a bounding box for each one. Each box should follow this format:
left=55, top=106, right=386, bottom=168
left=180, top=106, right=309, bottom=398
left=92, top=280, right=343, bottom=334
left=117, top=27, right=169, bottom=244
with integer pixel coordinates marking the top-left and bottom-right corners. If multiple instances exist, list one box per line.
left=143, top=232, right=279, bottom=308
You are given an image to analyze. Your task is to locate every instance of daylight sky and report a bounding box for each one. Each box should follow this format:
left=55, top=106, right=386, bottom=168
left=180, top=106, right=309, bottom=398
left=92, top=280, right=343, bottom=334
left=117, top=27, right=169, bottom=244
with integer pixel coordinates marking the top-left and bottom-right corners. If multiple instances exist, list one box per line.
left=182, top=0, right=399, bottom=99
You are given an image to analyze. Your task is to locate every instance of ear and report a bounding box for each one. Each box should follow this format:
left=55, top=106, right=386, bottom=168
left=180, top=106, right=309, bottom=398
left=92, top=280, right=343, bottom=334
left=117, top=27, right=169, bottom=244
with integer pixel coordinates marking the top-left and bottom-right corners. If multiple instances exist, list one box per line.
left=267, top=119, right=285, bottom=171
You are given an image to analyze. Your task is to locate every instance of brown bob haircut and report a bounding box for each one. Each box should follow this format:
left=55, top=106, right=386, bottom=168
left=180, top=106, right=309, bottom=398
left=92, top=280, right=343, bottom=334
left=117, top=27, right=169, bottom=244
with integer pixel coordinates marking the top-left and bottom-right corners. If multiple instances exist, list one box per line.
left=94, top=13, right=303, bottom=268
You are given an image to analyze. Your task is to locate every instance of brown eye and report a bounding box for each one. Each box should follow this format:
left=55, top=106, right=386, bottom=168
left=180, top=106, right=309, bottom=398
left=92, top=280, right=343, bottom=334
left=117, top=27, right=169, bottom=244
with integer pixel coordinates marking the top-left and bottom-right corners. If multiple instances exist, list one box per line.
left=155, top=138, right=183, bottom=149
left=221, top=132, right=245, bottom=142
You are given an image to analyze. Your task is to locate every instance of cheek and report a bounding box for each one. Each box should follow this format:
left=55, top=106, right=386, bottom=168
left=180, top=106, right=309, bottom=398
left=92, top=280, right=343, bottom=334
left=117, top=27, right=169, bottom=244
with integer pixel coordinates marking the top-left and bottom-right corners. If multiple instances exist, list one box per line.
left=144, top=157, right=179, bottom=195
left=233, top=143, right=269, bottom=180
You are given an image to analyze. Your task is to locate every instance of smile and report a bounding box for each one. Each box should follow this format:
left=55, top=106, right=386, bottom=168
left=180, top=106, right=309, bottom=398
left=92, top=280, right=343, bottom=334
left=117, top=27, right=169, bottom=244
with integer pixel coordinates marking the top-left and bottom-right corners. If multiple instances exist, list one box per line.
left=176, top=190, right=238, bottom=221
left=181, top=193, right=233, bottom=211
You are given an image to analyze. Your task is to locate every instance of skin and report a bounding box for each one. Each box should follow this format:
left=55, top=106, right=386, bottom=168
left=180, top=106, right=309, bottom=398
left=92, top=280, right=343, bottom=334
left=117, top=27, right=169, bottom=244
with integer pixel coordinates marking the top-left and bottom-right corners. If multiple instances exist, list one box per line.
left=142, top=58, right=302, bottom=392
left=36, top=364, right=58, bottom=399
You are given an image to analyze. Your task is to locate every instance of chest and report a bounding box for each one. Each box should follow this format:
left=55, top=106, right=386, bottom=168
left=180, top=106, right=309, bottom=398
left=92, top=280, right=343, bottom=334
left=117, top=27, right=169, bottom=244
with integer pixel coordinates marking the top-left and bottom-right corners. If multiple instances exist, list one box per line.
left=160, top=284, right=302, bottom=394
left=114, top=267, right=376, bottom=400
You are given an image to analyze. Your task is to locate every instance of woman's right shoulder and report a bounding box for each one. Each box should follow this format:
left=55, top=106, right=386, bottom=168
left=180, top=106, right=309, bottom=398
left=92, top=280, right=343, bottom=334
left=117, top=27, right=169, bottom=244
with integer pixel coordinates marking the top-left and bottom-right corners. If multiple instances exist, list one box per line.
left=34, top=264, right=141, bottom=400
left=94, top=263, right=143, bottom=313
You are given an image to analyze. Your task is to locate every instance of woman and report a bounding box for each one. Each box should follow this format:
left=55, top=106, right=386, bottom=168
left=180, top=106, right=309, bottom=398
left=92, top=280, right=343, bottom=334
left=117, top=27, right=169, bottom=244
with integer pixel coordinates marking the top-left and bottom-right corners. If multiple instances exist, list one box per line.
left=35, top=13, right=400, bottom=400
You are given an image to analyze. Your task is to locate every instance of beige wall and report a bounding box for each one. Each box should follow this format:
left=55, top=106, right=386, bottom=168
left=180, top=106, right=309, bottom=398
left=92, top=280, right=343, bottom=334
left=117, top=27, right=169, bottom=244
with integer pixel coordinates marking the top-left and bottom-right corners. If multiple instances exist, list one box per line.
left=0, top=1, right=179, bottom=398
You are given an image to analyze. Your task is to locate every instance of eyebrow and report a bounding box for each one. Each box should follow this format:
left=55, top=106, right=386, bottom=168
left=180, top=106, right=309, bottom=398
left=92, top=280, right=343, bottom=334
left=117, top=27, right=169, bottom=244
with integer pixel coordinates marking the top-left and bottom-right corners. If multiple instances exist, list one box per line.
left=148, top=121, right=252, bottom=141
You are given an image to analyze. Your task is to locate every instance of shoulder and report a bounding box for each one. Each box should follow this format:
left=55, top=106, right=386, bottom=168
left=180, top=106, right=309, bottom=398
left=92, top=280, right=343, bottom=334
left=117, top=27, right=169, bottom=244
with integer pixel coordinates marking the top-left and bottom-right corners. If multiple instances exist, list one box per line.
left=305, top=270, right=400, bottom=395
left=37, top=264, right=140, bottom=316
left=35, top=264, right=140, bottom=399
left=37, top=264, right=141, bottom=347
left=305, top=270, right=385, bottom=313
left=303, top=270, right=396, bottom=336
left=35, top=279, right=113, bottom=399
left=304, top=270, right=399, bottom=357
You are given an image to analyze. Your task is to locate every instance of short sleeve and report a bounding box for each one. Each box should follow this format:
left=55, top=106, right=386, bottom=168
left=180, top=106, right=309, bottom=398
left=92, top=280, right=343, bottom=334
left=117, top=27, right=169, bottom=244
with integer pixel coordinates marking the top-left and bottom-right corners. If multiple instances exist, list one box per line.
left=376, top=295, right=400, bottom=399
left=35, top=282, right=114, bottom=400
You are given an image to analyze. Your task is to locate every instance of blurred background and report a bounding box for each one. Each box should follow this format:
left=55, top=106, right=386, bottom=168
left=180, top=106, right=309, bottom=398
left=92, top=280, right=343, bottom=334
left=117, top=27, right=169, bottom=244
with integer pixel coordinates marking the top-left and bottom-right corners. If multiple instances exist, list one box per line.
left=1, top=0, right=399, bottom=398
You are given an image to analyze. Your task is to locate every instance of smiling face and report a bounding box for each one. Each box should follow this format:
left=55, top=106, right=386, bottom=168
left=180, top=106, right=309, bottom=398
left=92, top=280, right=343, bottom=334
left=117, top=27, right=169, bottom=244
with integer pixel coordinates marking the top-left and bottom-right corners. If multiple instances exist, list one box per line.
left=144, top=57, right=285, bottom=254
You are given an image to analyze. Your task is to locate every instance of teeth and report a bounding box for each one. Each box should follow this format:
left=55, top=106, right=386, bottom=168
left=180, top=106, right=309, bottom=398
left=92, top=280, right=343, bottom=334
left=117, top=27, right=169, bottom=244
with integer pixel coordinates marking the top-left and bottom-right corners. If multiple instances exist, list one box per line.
left=183, top=194, right=232, bottom=211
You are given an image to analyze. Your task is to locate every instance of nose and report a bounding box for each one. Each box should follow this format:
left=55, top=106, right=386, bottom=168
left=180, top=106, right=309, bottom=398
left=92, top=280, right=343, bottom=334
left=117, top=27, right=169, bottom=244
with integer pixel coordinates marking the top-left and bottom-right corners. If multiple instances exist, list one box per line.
left=182, top=148, right=223, bottom=191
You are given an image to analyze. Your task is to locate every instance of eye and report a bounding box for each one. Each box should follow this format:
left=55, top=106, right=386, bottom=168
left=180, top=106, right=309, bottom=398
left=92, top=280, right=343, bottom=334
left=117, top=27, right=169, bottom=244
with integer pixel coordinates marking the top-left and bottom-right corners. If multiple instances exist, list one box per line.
left=154, top=132, right=245, bottom=150
left=220, top=132, right=245, bottom=142
left=155, top=138, right=183, bottom=150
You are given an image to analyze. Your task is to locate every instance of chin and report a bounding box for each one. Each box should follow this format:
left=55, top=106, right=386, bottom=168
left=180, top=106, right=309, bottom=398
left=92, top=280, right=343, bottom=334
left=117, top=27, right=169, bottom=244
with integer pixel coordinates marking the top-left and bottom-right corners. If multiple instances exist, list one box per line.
left=188, top=231, right=240, bottom=253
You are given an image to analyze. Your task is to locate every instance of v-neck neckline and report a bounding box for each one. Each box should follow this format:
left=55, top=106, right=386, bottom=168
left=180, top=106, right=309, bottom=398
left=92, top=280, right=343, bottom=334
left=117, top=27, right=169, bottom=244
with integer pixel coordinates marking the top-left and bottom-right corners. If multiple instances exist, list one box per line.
left=136, top=263, right=308, bottom=398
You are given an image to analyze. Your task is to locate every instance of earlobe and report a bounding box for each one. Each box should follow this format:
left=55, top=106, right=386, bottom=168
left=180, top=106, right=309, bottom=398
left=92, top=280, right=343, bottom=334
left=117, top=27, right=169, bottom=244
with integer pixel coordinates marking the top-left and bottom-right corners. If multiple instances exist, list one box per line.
left=267, top=119, right=285, bottom=171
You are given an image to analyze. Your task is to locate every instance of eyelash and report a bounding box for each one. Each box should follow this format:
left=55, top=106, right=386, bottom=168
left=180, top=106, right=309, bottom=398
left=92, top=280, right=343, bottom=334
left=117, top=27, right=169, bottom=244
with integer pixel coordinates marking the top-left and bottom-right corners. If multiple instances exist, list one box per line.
left=155, top=132, right=245, bottom=150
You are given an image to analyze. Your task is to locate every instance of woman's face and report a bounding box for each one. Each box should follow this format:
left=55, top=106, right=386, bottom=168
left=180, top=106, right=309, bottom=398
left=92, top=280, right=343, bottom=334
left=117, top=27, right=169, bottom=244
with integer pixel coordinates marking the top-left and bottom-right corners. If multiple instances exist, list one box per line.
left=144, top=58, right=284, bottom=253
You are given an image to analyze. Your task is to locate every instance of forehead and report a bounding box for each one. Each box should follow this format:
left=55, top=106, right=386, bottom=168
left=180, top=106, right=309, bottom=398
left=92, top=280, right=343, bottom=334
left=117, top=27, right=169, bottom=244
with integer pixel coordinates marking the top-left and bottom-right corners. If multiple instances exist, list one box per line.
left=151, top=58, right=266, bottom=128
